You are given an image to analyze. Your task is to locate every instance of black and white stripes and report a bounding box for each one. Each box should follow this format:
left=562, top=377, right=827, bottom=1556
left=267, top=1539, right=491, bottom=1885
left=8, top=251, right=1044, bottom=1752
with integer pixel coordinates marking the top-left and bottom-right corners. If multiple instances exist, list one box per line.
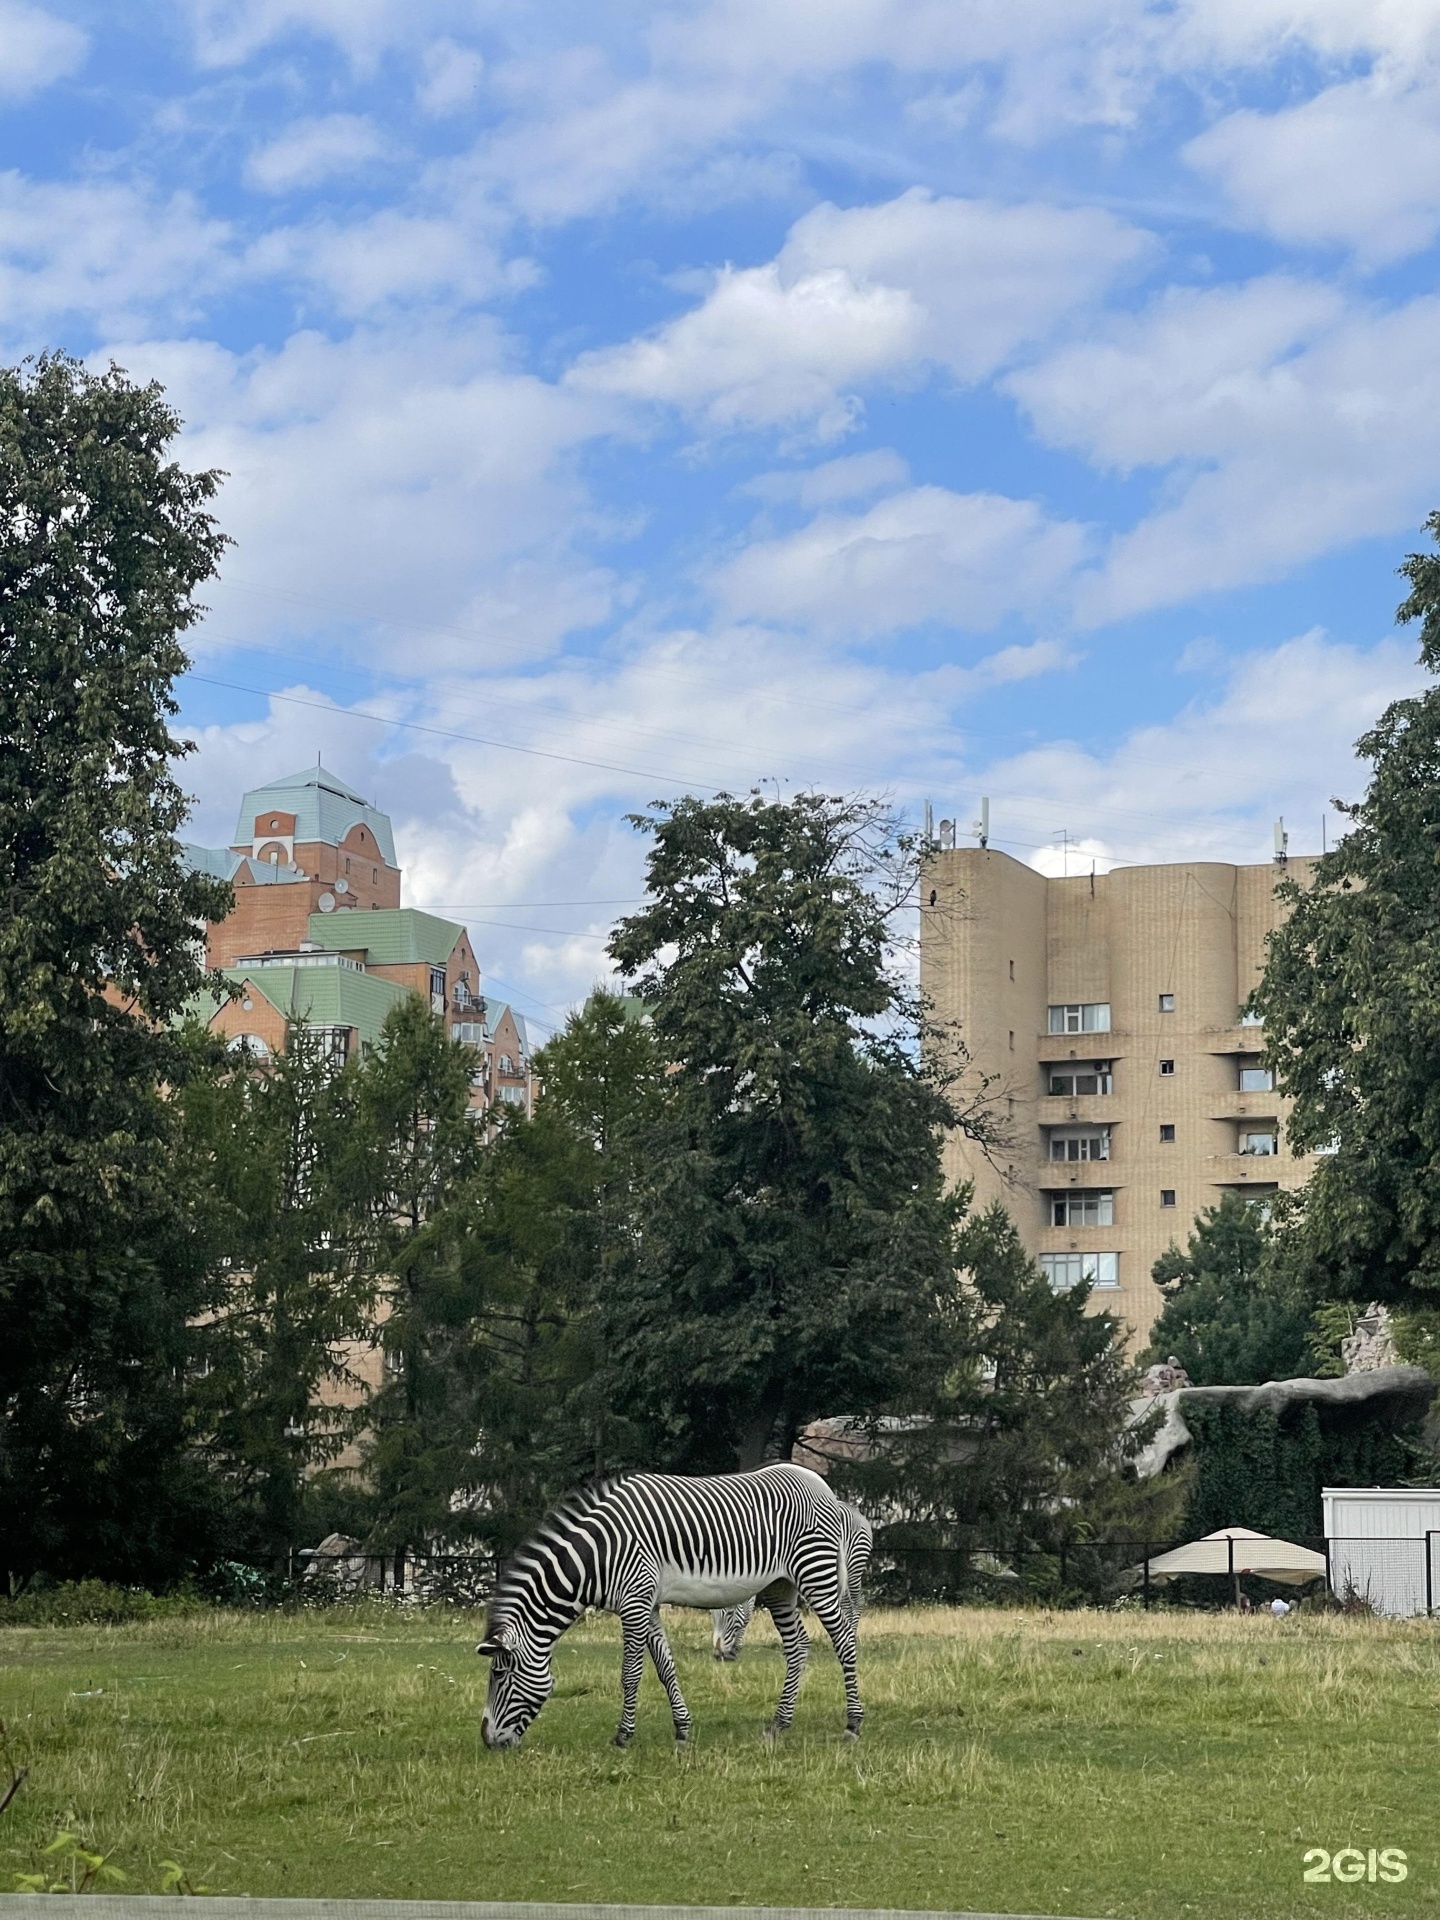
left=477, top=1463, right=866, bottom=1748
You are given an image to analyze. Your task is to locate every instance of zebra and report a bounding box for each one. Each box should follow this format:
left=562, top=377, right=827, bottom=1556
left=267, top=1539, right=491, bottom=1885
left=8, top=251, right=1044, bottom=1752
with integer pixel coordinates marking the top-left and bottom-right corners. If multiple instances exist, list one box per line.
left=476, top=1463, right=864, bottom=1750
left=711, top=1497, right=873, bottom=1660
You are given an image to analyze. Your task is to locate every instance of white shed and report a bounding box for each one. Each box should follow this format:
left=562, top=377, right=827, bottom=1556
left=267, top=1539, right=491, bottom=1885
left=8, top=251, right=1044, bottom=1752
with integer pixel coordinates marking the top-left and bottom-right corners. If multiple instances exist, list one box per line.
left=1323, top=1487, right=1440, bottom=1617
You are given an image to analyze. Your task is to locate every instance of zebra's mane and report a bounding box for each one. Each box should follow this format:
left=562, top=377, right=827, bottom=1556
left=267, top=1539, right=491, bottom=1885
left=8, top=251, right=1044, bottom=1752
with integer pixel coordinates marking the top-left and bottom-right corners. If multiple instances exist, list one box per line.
left=487, top=1475, right=623, bottom=1624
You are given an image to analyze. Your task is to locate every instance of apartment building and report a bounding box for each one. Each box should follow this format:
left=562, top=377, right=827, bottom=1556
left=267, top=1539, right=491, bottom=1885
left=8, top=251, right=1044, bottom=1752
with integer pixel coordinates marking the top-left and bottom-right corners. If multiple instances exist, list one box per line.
left=920, top=845, right=1320, bottom=1345
left=183, top=765, right=535, bottom=1117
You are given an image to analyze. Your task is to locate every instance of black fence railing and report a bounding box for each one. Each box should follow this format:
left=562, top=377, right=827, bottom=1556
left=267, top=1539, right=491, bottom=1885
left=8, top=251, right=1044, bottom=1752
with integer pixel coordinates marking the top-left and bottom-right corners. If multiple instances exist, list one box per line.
left=282, top=1533, right=1440, bottom=1615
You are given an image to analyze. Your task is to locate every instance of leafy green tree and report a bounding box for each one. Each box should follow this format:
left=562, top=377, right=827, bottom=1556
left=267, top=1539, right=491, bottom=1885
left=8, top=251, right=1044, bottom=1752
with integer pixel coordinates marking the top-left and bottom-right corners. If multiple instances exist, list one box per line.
left=0, top=355, right=230, bottom=1586
left=605, top=790, right=986, bottom=1470
left=842, top=1204, right=1183, bottom=1566
left=1256, top=513, right=1440, bottom=1307
left=180, top=1027, right=375, bottom=1562
left=1143, top=1194, right=1312, bottom=1385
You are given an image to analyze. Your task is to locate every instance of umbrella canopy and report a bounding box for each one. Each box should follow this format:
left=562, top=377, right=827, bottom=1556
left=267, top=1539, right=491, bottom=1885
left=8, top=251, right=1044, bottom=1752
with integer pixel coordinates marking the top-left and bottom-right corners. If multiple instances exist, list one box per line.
left=1137, top=1526, right=1327, bottom=1587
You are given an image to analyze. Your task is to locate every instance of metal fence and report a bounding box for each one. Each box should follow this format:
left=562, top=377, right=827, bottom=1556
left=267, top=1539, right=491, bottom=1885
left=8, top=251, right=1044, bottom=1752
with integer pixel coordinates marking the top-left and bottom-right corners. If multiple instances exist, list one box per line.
left=284, top=1533, right=1440, bottom=1615
left=1326, top=1532, right=1440, bottom=1617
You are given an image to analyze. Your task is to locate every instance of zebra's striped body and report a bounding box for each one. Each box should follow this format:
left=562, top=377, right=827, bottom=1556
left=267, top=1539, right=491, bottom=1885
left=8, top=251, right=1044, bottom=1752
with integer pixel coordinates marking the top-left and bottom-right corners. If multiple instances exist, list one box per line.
left=477, top=1463, right=864, bottom=1749
left=711, top=1497, right=872, bottom=1660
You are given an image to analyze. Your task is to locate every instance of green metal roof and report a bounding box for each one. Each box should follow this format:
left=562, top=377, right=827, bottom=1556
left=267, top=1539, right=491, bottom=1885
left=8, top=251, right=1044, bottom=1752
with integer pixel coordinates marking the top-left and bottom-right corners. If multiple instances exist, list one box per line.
left=307, top=907, right=463, bottom=967
left=235, top=766, right=397, bottom=866
left=219, top=963, right=415, bottom=1050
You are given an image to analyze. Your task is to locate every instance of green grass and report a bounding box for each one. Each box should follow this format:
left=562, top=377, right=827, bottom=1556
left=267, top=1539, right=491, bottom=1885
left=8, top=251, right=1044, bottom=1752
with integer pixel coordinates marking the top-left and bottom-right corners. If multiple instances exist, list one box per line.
left=1, top=1604, right=1437, bottom=1919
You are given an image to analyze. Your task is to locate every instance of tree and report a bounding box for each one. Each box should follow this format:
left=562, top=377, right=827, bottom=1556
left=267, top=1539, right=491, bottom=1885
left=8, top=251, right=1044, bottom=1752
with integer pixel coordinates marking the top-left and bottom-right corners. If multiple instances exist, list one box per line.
left=0, top=356, right=230, bottom=1586
left=1256, top=512, right=1440, bottom=1308
left=358, top=992, right=665, bottom=1558
left=604, top=790, right=976, bottom=1471
left=838, top=1205, right=1183, bottom=1575
left=341, top=998, right=480, bottom=1552
left=1143, top=1194, right=1313, bottom=1386
left=180, top=1027, right=376, bottom=1563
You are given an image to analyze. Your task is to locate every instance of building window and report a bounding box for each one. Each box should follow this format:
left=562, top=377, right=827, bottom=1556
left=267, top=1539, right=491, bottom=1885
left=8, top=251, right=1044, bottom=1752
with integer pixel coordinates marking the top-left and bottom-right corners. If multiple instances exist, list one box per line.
left=1159, top=1123, right=1176, bottom=1143
left=1158, top=992, right=1175, bottom=1013
left=430, top=966, right=447, bottom=1010
left=452, top=1021, right=485, bottom=1045
left=1050, top=1190, right=1114, bottom=1227
left=1048, top=1063, right=1113, bottom=1097
left=313, top=1026, right=350, bottom=1068
left=1048, top=1002, right=1111, bottom=1034
left=1160, top=1189, right=1176, bottom=1207
left=1239, top=1130, right=1277, bottom=1156
left=1041, top=1252, right=1119, bottom=1292
left=1239, top=1009, right=1264, bottom=1027
left=226, top=1032, right=270, bottom=1061
left=499, top=1053, right=516, bottom=1076
left=498, top=1084, right=526, bottom=1105
left=1049, top=1129, right=1110, bottom=1162
left=383, top=1346, right=405, bottom=1374
left=1159, top=1059, right=1175, bottom=1076
left=1239, top=1065, right=1274, bottom=1092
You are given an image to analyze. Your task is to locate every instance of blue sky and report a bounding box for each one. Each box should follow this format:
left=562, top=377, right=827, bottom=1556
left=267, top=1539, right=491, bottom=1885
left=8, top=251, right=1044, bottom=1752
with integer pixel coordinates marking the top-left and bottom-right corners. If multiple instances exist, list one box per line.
left=7, top=0, right=1440, bottom=1032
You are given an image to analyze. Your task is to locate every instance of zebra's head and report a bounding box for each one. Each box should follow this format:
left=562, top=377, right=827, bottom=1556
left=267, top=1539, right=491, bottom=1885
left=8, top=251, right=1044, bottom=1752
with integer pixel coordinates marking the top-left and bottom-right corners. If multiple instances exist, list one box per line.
left=477, top=1616, right=554, bottom=1749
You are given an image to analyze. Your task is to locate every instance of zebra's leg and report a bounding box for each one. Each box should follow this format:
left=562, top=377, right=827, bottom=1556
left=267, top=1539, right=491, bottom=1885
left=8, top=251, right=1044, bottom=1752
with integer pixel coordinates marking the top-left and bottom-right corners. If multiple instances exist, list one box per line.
left=644, top=1608, right=693, bottom=1744
left=812, top=1597, right=864, bottom=1740
left=763, top=1593, right=808, bottom=1736
left=614, top=1603, right=651, bottom=1748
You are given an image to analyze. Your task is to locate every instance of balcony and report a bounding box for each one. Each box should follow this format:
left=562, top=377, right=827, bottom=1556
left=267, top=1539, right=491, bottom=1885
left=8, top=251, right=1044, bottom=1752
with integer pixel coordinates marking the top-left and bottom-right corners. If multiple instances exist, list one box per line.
left=1036, top=1164, right=1119, bottom=1191
left=1037, top=1093, right=1116, bottom=1126
left=1037, top=1033, right=1127, bottom=1064
left=1210, top=1091, right=1281, bottom=1122
left=1207, top=1153, right=1287, bottom=1184
left=1207, top=1025, right=1267, bottom=1055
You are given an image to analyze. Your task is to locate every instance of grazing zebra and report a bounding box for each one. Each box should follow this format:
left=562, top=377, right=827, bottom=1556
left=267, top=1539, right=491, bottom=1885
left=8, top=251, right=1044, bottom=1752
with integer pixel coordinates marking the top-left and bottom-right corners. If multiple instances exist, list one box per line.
left=711, top=1497, right=873, bottom=1660
left=477, top=1463, right=864, bottom=1750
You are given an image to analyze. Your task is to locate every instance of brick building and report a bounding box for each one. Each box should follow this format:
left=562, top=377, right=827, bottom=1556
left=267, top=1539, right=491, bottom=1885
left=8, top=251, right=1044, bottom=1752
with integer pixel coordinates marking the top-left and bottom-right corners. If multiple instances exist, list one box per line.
left=920, top=843, right=1321, bottom=1347
left=184, top=765, right=534, bottom=1116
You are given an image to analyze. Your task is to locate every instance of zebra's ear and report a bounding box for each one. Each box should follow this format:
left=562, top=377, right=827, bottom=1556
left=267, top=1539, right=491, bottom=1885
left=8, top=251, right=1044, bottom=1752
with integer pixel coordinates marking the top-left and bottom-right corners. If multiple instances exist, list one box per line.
left=476, top=1621, right=514, bottom=1657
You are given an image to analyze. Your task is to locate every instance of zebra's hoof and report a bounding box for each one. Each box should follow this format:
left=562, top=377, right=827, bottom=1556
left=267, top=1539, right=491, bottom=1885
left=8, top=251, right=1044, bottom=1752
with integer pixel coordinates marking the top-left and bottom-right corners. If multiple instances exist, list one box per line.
left=674, top=1726, right=691, bottom=1746
left=612, top=1729, right=634, bottom=1749
left=843, top=1728, right=861, bottom=1743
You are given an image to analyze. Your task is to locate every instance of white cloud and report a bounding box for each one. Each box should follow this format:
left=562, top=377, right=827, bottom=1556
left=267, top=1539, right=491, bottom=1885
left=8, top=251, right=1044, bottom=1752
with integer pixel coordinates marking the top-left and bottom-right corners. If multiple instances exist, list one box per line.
left=121, top=328, right=616, bottom=673
left=570, top=259, right=917, bottom=437
left=715, top=485, right=1090, bottom=636
left=0, top=0, right=85, bottom=99
left=418, top=38, right=485, bottom=116
left=185, top=0, right=438, bottom=67
left=570, top=189, right=1147, bottom=435
left=1008, top=277, right=1440, bottom=621
left=976, top=629, right=1424, bottom=869
left=742, top=449, right=911, bottom=507
left=1186, top=77, right=1440, bottom=266
left=246, top=113, right=392, bottom=193
left=0, top=174, right=232, bottom=338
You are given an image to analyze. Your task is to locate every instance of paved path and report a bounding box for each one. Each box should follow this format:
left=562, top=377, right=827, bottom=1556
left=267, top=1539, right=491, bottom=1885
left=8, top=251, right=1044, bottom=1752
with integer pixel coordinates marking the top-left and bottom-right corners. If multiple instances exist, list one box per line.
left=0, top=1901, right=1098, bottom=1920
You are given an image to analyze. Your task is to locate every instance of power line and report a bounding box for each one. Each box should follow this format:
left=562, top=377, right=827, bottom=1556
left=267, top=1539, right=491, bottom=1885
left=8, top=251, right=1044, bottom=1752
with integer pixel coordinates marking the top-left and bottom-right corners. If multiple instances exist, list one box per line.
left=183, top=673, right=719, bottom=792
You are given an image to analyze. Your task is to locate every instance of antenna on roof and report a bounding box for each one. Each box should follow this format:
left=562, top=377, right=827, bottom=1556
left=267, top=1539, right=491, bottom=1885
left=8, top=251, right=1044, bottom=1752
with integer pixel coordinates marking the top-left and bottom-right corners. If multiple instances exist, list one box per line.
left=1273, top=817, right=1288, bottom=867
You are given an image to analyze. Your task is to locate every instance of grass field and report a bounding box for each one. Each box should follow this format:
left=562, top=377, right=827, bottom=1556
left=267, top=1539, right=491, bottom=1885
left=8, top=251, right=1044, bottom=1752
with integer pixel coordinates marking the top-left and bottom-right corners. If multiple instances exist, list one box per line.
left=1, top=1603, right=1437, bottom=1919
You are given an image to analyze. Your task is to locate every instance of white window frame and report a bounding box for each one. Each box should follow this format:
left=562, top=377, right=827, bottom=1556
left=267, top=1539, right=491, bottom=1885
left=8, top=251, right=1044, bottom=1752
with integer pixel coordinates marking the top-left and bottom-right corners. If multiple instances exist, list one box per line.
left=1049, top=1190, right=1115, bottom=1228
left=1048, top=1128, right=1111, bottom=1162
left=1048, top=1002, right=1111, bottom=1034
left=1041, top=1251, right=1120, bottom=1292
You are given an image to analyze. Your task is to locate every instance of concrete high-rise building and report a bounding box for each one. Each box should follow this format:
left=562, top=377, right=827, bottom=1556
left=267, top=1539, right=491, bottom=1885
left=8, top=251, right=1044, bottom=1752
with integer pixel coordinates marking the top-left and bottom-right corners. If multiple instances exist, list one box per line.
left=920, top=845, right=1321, bottom=1346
